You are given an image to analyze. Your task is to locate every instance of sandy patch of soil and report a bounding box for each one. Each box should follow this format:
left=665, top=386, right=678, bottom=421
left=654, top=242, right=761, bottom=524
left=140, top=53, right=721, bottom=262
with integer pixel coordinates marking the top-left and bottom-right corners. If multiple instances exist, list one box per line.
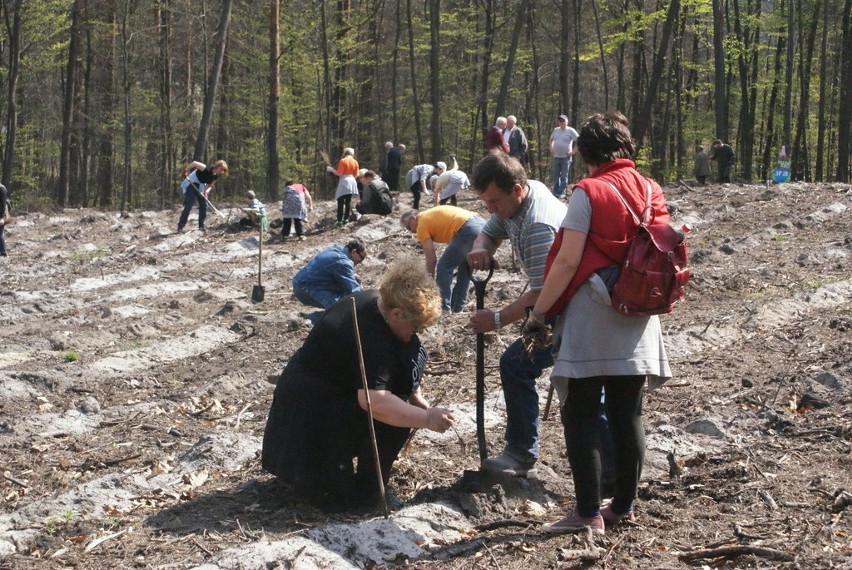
left=1, top=181, right=850, bottom=569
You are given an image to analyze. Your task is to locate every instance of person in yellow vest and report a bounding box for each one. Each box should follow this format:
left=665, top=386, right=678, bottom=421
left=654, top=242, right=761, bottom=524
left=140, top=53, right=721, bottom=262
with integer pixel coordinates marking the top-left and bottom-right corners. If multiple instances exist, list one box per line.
left=401, top=205, right=486, bottom=313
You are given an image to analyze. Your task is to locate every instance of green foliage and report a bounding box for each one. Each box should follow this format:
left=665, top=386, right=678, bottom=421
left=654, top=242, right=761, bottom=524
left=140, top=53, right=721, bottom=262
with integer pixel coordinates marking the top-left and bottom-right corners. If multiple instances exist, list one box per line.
left=63, top=351, right=80, bottom=363
left=44, top=510, right=75, bottom=536
left=0, top=0, right=847, bottom=208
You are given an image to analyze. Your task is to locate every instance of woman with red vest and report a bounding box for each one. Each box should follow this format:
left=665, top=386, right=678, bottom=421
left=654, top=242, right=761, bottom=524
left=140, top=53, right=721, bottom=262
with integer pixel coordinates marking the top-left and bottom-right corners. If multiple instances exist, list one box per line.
left=526, top=111, right=672, bottom=535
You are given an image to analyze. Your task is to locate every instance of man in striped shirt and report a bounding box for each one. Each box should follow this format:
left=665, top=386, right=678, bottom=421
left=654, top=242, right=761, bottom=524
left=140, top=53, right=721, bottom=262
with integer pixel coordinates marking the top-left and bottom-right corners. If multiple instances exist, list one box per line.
left=467, top=150, right=567, bottom=477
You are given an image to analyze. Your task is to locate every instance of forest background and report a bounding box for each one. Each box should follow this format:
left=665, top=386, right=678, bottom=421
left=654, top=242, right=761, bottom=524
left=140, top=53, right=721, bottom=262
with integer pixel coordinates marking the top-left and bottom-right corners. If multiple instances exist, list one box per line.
left=0, top=0, right=850, bottom=212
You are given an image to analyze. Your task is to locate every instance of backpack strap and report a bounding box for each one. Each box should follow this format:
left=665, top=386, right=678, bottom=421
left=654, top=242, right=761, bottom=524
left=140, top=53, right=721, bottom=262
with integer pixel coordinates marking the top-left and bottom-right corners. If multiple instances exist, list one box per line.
left=603, top=179, right=653, bottom=228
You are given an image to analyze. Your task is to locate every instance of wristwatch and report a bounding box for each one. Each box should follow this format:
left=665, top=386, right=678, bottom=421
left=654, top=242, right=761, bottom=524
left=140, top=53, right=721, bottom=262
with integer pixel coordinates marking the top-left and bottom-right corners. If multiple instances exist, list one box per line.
left=493, top=310, right=502, bottom=330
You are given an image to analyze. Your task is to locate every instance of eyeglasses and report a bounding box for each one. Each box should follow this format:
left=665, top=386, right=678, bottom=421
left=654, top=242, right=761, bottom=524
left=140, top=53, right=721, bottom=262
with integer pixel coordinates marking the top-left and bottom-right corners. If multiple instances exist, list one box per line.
left=353, top=249, right=366, bottom=262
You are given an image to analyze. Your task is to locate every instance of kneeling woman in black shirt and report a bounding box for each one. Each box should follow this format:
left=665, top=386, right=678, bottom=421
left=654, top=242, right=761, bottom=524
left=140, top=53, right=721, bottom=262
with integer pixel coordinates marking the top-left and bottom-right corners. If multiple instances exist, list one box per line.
left=262, top=257, right=454, bottom=510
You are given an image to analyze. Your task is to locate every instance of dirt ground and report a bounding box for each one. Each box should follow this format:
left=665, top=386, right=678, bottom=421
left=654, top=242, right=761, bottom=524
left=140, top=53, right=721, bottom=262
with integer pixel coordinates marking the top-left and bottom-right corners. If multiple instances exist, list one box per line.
left=0, top=178, right=850, bottom=570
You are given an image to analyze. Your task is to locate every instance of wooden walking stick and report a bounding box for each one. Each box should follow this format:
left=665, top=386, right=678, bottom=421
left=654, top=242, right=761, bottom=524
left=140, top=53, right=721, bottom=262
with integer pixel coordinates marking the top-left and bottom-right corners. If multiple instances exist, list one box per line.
left=351, top=297, right=389, bottom=517
left=542, top=385, right=555, bottom=421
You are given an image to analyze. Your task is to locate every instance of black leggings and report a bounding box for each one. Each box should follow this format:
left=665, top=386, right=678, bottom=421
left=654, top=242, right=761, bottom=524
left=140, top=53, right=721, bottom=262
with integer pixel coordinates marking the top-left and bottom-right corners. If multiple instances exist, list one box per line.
left=561, top=375, right=646, bottom=517
left=410, top=182, right=422, bottom=210
left=282, top=218, right=303, bottom=238
left=337, top=195, right=352, bottom=222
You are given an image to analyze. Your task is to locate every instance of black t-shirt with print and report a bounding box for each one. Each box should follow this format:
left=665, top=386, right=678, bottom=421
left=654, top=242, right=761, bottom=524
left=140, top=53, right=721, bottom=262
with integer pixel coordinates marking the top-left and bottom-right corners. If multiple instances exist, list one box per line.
left=298, top=290, right=425, bottom=400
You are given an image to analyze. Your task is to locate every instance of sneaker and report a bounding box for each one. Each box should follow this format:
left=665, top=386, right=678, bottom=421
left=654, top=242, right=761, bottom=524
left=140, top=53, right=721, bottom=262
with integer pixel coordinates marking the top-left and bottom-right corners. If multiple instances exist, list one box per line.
left=541, top=509, right=605, bottom=535
left=198, top=226, right=207, bottom=233
left=298, top=235, right=306, bottom=241
left=600, top=503, right=635, bottom=525
left=481, top=450, right=536, bottom=477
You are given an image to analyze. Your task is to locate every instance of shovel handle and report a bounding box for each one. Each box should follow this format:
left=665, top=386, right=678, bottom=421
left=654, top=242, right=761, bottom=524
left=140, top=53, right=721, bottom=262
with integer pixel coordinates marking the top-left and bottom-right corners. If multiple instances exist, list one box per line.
left=471, top=259, right=494, bottom=463
left=468, top=259, right=495, bottom=289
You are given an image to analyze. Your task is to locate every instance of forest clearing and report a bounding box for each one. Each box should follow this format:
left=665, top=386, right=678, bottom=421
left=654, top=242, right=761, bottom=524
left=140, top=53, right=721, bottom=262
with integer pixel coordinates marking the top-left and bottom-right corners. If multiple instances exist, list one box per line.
left=0, top=177, right=850, bottom=569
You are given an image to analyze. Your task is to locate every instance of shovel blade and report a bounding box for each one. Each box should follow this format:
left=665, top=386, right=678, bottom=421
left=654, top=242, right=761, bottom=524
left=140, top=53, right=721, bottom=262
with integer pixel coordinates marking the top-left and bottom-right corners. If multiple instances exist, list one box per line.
left=251, top=285, right=265, bottom=303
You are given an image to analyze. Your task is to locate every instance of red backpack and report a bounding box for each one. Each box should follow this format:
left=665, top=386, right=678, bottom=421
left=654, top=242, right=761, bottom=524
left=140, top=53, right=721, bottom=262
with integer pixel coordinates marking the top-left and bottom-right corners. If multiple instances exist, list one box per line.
left=605, top=180, right=689, bottom=316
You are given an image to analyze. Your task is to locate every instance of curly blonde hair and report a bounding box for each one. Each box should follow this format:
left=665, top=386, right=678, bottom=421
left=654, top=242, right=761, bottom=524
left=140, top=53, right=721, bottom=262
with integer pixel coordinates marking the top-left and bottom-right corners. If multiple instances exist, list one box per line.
left=379, top=257, right=442, bottom=332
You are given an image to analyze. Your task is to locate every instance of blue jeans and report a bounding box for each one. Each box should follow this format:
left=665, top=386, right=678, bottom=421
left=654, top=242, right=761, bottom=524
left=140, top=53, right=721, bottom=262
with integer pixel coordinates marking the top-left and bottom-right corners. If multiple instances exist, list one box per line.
left=436, top=217, right=485, bottom=312
left=178, top=187, right=208, bottom=229
left=293, top=283, right=339, bottom=310
left=499, top=338, right=554, bottom=463
left=551, top=156, right=573, bottom=197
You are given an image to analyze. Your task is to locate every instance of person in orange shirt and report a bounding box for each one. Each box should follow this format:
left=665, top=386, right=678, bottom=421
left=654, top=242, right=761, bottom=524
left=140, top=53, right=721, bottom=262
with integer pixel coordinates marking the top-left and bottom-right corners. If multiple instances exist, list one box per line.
left=327, top=147, right=360, bottom=226
left=401, top=205, right=486, bottom=313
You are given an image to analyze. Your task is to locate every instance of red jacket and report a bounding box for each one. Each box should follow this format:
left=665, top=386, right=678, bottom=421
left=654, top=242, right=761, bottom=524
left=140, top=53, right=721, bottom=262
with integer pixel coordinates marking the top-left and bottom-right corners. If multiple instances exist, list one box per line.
left=545, top=159, right=670, bottom=316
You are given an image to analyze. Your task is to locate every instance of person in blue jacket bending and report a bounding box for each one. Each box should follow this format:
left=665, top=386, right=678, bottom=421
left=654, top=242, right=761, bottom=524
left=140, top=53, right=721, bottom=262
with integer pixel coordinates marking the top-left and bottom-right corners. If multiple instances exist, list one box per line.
left=292, top=239, right=367, bottom=311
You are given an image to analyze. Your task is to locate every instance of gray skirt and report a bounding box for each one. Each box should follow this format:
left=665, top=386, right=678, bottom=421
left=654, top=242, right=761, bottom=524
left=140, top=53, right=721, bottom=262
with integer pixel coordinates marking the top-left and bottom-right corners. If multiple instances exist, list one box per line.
left=550, top=273, right=672, bottom=403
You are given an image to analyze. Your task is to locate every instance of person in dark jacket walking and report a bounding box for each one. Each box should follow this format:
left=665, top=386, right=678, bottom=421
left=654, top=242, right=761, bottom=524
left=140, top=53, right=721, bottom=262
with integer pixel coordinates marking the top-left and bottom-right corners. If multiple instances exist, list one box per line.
left=711, top=140, right=736, bottom=183
left=383, top=143, right=404, bottom=193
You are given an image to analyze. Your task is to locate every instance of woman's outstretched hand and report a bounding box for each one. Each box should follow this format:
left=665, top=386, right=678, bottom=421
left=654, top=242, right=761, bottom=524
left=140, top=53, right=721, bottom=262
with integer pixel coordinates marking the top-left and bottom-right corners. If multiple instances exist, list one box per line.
left=425, top=407, right=455, bottom=433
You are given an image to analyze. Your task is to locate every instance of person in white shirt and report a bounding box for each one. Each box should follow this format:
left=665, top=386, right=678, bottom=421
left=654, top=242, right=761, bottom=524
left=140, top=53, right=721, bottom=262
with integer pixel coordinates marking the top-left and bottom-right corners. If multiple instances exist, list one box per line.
left=549, top=115, right=579, bottom=197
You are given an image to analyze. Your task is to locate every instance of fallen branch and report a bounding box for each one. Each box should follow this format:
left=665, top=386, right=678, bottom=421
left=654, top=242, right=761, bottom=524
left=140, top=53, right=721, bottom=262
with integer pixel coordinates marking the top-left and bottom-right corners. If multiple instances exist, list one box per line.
left=234, top=402, right=252, bottom=430
left=85, top=527, right=132, bottom=553
left=189, top=401, right=217, bottom=417
left=558, top=528, right=605, bottom=562
left=678, top=544, right=794, bottom=562
left=167, top=427, right=185, bottom=438
left=191, top=536, right=214, bottom=558
left=2, top=472, right=29, bottom=489
left=482, top=541, right=503, bottom=570
left=758, top=489, right=778, bottom=510
left=474, top=519, right=538, bottom=532
left=558, top=545, right=605, bottom=562
left=104, top=453, right=142, bottom=467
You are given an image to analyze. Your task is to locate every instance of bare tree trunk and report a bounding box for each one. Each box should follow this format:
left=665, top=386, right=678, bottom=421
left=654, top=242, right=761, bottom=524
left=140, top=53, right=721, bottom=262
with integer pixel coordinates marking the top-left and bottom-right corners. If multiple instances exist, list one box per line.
left=494, top=0, right=527, bottom=118
left=429, top=0, right=441, bottom=161
left=1, top=0, right=23, bottom=190
left=97, top=0, right=116, bottom=208
left=628, top=0, right=644, bottom=120
left=590, top=0, right=609, bottom=109
left=712, top=0, right=727, bottom=142
left=119, top=0, right=134, bottom=213
left=331, top=0, right=352, bottom=146
left=528, top=0, right=543, bottom=179
left=633, top=0, right=679, bottom=149
left=267, top=0, right=280, bottom=200
left=792, top=1, right=820, bottom=181
left=319, top=0, right=332, bottom=176
left=59, top=0, right=84, bottom=206
left=570, top=0, right=580, bottom=125
left=193, top=0, right=232, bottom=160
left=80, top=2, right=93, bottom=207
left=733, top=0, right=756, bottom=182
left=558, top=0, right=569, bottom=113
left=158, top=0, right=173, bottom=208
left=391, top=0, right=401, bottom=143
left=836, top=0, right=851, bottom=182
left=781, top=0, right=794, bottom=151
left=760, top=31, right=786, bottom=181
left=673, top=4, right=685, bottom=178
left=407, top=0, right=425, bottom=161
left=815, top=0, right=829, bottom=181
left=475, top=0, right=495, bottom=158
